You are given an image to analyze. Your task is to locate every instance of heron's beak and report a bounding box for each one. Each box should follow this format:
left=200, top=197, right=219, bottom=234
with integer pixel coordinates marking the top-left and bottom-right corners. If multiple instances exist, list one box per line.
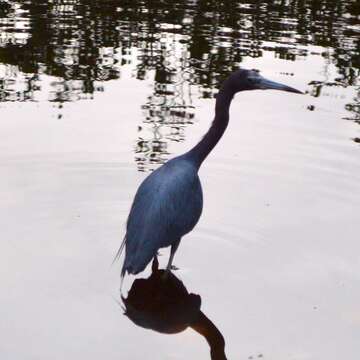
left=258, top=76, right=303, bottom=94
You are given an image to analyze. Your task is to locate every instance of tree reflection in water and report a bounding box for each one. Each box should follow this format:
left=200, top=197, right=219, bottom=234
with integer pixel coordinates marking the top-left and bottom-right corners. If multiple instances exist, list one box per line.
left=0, top=0, right=359, bottom=167
left=121, top=259, right=227, bottom=360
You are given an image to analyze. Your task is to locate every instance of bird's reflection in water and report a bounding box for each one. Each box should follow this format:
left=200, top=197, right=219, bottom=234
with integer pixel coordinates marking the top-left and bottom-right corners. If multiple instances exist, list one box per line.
left=121, top=260, right=227, bottom=360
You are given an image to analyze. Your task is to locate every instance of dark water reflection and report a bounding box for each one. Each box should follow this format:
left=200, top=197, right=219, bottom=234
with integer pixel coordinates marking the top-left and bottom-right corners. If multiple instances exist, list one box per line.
left=122, top=260, right=227, bottom=360
left=0, top=0, right=359, bottom=168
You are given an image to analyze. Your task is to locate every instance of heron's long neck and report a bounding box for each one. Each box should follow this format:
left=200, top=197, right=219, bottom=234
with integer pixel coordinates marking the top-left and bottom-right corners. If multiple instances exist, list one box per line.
left=191, top=311, right=227, bottom=360
left=187, top=86, right=234, bottom=167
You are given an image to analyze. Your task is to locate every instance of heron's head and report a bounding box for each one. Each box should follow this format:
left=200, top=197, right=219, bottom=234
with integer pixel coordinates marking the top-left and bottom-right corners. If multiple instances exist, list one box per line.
left=226, top=68, right=303, bottom=94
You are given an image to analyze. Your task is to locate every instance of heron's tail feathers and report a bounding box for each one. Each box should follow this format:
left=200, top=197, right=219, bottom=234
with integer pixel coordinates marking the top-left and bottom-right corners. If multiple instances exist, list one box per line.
left=120, top=266, right=126, bottom=296
left=112, top=235, right=127, bottom=266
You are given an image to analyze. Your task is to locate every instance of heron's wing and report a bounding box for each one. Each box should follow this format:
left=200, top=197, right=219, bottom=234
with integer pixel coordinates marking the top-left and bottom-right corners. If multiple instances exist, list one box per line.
left=123, top=159, right=203, bottom=274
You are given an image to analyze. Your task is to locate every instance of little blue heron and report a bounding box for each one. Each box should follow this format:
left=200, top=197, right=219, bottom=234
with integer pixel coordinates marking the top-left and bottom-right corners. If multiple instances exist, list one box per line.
left=114, top=69, right=302, bottom=278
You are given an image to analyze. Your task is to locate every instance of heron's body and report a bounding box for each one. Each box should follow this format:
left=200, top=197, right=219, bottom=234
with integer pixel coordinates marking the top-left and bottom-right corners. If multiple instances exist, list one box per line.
left=123, top=156, right=203, bottom=275
left=117, top=69, right=302, bottom=277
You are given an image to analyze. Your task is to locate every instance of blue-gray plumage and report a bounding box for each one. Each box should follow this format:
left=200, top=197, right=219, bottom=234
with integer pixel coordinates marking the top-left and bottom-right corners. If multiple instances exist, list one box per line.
left=115, top=68, right=302, bottom=278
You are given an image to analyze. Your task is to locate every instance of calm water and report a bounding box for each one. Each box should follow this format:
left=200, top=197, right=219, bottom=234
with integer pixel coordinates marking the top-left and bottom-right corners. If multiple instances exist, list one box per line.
left=1, top=1, right=359, bottom=359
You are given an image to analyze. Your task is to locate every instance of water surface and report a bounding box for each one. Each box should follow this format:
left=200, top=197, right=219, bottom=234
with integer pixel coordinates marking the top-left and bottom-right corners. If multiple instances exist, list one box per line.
left=0, top=1, right=359, bottom=360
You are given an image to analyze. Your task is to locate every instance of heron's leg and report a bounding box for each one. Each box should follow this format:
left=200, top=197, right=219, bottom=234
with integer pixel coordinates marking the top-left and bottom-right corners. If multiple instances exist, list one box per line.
left=165, top=238, right=180, bottom=275
left=152, top=254, right=159, bottom=272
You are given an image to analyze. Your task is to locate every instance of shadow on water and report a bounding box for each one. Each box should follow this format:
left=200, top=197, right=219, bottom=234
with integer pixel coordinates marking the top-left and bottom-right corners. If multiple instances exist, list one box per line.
left=121, top=260, right=227, bottom=360
left=0, top=1, right=359, bottom=166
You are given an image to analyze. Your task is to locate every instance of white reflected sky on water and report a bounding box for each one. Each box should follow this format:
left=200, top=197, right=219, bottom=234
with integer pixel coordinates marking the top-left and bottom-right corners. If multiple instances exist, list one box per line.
left=0, top=40, right=360, bottom=360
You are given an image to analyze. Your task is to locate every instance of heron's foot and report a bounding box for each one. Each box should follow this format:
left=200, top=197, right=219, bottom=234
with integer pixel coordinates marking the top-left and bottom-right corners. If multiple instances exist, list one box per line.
left=170, top=265, right=179, bottom=271
left=161, top=269, right=171, bottom=281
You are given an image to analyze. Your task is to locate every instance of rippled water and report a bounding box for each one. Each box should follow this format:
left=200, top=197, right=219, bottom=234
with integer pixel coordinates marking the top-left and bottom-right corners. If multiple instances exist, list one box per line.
left=1, top=1, right=359, bottom=360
